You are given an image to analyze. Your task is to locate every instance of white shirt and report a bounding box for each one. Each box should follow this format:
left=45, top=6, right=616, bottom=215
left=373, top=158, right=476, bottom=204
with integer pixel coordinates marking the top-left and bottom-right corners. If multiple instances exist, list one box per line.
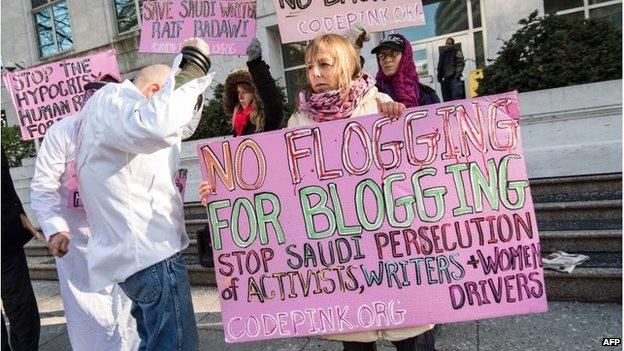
left=76, top=58, right=213, bottom=291
left=31, top=115, right=141, bottom=351
left=31, top=116, right=86, bottom=241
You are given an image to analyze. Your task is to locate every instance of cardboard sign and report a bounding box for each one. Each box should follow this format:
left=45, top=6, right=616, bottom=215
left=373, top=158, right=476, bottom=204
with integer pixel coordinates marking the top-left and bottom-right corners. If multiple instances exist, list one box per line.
left=273, top=0, right=425, bottom=43
left=2, top=50, right=119, bottom=141
left=139, top=0, right=257, bottom=55
left=197, top=92, right=548, bottom=343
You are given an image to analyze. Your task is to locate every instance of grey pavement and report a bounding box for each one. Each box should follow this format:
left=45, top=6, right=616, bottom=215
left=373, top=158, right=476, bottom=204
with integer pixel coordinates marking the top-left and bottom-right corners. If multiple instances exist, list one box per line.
left=31, top=281, right=621, bottom=351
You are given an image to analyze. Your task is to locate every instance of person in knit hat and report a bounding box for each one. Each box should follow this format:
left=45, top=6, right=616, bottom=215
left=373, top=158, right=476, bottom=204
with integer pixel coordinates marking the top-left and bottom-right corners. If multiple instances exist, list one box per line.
left=223, top=38, right=284, bottom=137
left=372, top=33, right=440, bottom=108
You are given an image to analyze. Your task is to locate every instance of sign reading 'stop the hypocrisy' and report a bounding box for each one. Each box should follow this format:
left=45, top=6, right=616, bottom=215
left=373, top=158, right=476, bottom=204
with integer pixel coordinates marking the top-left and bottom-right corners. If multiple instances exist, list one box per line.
left=139, top=0, right=257, bottom=55
left=2, top=50, right=119, bottom=141
left=197, top=92, right=548, bottom=343
left=273, top=0, right=425, bottom=43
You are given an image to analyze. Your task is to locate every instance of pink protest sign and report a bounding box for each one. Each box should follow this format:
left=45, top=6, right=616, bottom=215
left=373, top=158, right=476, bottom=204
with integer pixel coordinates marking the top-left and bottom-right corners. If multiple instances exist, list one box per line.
left=273, top=0, right=425, bottom=43
left=139, top=0, right=257, bottom=55
left=197, top=91, right=547, bottom=343
left=2, top=50, right=119, bottom=141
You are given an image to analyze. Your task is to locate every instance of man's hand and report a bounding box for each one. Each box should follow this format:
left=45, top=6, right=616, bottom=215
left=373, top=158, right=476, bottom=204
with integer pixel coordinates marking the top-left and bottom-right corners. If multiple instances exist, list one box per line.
left=48, top=232, right=70, bottom=257
left=182, top=37, right=210, bottom=57
left=20, top=213, right=45, bottom=241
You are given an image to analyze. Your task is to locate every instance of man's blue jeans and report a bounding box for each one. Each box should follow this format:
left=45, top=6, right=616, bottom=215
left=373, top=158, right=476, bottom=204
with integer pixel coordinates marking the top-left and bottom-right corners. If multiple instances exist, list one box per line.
left=119, top=252, right=199, bottom=351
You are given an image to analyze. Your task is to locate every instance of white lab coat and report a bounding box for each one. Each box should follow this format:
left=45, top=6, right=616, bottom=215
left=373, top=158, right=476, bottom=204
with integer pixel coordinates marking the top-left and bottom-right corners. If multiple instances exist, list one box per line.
left=75, top=56, right=213, bottom=291
left=31, top=116, right=140, bottom=351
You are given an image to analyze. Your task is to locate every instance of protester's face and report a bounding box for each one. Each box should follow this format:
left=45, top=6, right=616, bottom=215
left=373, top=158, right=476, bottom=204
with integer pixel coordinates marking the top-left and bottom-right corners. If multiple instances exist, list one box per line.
left=307, top=53, right=339, bottom=93
left=445, top=39, right=454, bottom=50
left=237, top=84, right=254, bottom=108
left=377, top=48, right=402, bottom=77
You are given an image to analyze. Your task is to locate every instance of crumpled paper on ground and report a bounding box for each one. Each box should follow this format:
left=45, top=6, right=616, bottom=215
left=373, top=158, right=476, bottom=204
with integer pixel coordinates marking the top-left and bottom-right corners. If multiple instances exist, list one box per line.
left=542, top=251, right=590, bottom=273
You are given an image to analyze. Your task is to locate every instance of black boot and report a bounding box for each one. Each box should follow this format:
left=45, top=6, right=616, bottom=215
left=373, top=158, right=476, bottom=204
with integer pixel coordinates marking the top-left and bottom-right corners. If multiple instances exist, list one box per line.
left=391, top=329, right=436, bottom=351
left=342, top=341, right=378, bottom=351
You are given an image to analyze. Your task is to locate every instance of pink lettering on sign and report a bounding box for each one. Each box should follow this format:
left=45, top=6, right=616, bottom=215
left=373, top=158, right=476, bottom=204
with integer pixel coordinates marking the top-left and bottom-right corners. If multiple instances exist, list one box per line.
left=196, top=91, right=548, bottom=343
left=272, top=0, right=425, bottom=43
left=1, top=50, right=119, bottom=140
left=139, top=0, right=257, bottom=55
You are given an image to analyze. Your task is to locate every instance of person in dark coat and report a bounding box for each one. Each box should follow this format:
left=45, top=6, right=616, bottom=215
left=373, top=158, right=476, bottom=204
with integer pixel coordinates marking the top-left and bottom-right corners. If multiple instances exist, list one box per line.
left=1, top=146, right=41, bottom=350
left=223, top=38, right=284, bottom=137
left=437, top=37, right=465, bottom=102
left=197, top=38, right=285, bottom=267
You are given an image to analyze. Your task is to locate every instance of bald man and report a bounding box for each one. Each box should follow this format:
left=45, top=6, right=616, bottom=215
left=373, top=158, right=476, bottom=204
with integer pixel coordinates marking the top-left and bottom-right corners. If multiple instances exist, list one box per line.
left=31, top=75, right=140, bottom=350
left=75, top=38, right=213, bottom=350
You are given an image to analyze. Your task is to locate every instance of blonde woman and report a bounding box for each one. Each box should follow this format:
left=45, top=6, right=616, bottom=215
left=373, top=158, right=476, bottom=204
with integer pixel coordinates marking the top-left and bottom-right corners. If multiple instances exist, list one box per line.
left=287, top=34, right=403, bottom=127
left=288, top=34, right=435, bottom=351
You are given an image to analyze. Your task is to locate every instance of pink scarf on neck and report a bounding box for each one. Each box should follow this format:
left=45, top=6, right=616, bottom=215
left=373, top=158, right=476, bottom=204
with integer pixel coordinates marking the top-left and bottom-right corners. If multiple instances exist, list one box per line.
left=297, top=74, right=375, bottom=123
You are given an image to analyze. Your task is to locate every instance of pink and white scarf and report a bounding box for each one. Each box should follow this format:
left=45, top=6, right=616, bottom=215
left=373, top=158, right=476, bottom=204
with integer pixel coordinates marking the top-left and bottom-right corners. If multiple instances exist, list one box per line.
left=297, top=73, right=375, bottom=123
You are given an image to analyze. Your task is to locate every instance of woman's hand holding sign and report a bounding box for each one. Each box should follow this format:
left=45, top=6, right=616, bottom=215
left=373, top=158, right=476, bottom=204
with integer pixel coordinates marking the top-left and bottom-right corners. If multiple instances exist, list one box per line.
left=199, top=180, right=211, bottom=206
left=376, top=98, right=406, bottom=119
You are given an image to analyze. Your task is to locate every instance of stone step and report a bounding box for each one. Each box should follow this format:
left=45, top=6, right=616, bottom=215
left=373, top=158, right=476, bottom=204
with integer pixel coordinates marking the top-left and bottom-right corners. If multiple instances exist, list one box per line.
left=30, top=230, right=623, bottom=265
left=12, top=176, right=33, bottom=189
left=534, top=200, right=622, bottom=231
left=543, top=267, right=622, bottom=302
left=185, top=202, right=207, bottom=220
left=181, top=231, right=622, bottom=259
left=186, top=218, right=206, bottom=237
left=25, top=238, right=201, bottom=258
left=15, top=186, right=31, bottom=204
left=26, top=256, right=621, bottom=302
left=538, top=230, right=621, bottom=253
left=21, top=157, right=36, bottom=167
left=9, top=164, right=34, bottom=180
left=529, top=173, right=622, bottom=203
left=24, top=239, right=49, bottom=256
left=26, top=256, right=216, bottom=286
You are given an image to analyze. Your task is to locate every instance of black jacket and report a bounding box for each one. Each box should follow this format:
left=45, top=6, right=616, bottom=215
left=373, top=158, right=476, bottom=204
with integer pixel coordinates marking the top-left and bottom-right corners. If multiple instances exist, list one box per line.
left=437, top=47, right=465, bottom=82
left=1, top=147, right=33, bottom=256
left=237, top=57, right=284, bottom=136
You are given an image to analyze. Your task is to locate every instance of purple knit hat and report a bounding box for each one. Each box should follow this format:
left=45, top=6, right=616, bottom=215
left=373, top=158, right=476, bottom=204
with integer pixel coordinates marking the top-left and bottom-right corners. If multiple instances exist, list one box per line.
left=375, top=33, right=420, bottom=108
